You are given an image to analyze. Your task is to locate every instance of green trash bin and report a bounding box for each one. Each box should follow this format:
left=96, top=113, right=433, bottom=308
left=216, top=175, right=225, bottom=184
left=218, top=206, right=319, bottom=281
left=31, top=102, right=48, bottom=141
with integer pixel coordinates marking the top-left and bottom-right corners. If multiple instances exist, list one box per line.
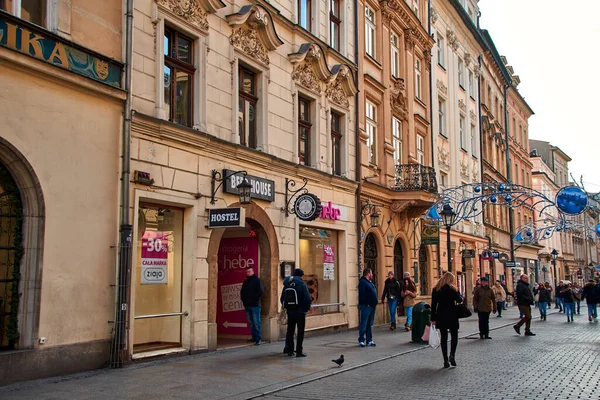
left=411, top=301, right=431, bottom=343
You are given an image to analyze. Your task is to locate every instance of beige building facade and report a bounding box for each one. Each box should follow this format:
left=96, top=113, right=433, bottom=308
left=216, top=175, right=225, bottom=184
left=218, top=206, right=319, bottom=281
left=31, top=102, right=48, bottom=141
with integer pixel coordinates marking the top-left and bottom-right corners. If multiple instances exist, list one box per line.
left=0, top=1, right=125, bottom=384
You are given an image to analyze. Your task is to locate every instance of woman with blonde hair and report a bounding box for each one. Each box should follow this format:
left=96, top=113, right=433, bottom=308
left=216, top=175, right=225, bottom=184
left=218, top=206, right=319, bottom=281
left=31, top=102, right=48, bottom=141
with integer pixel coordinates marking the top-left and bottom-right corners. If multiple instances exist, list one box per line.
left=431, top=272, right=463, bottom=368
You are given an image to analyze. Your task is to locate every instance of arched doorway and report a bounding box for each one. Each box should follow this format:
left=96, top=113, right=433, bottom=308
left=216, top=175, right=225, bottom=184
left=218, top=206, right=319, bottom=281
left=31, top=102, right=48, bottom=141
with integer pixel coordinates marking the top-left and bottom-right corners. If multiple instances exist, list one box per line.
left=364, top=233, right=378, bottom=289
left=393, top=240, right=404, bottom=281
left=0, top=163, right=23, bottom=350
left=419, top=245, right=428, bottom=296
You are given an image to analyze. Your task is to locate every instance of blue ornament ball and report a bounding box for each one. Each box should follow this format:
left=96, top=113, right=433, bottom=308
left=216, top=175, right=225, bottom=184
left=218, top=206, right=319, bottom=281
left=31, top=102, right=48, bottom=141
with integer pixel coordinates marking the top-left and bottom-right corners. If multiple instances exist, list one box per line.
left=474, top=186, right=481, bottom=193
left=499, top=184, right=505, bottom=191
left=490, top=196, right=497, bottom=203
left=504, top=195, right=512, bottom=202
left=526, top=231, right=532, bottom=237
left=473, top=205, right=478, bottom=211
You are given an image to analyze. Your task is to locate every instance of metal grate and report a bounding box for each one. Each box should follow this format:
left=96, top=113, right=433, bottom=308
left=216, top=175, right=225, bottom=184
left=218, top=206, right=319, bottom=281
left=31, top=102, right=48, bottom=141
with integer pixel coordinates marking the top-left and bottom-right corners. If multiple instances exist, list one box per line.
left=392, top=164, right=438, bottom=193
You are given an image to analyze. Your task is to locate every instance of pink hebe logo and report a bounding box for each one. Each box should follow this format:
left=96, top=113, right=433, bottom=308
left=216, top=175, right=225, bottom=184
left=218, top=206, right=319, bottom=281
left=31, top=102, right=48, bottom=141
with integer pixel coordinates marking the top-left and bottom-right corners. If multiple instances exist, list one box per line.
left=319, top=202, right=341, bottom=220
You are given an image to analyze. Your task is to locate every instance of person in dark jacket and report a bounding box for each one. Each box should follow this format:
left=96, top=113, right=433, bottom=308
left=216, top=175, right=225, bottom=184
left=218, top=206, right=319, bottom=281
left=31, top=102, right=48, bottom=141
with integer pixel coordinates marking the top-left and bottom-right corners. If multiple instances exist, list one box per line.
left=381, top=271, right=402, bottom=330
left=240, top=267, right=264, bottom=345
left=472, top=277, right=496, bottom=339
left=537, top=283, right=552, bottom=321
left=280, top=268, right=312, bottom=357
left=358, top=268, right=378, bottom=347
left=431, top=272, right=462, bottom=368
left=561, top=283, right=575, bottom=323
left=513, top=275, right=536, bottom=336
left=555, top=282, right=564, bottom=312
left=582, top=280, right=598, bottom=322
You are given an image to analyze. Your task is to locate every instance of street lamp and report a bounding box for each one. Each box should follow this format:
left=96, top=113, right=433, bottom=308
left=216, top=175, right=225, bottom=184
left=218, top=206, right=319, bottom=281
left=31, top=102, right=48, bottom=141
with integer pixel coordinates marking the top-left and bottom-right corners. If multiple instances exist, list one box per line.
left=237, top=178, right=253, bottom=205
left=551, top=248, right=559, bottom=287
left=360, top=200, right=382, bottom=228
left=441, top=203, right=457, bottom=273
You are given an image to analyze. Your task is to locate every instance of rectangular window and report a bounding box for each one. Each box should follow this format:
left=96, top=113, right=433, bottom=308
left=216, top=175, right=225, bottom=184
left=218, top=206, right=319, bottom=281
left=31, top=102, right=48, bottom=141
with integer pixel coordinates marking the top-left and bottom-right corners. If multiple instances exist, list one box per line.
left=518, top=124, right=522, bottom=145
left=458, top=57, right=465, bottom=88
left=331, top=111, right=342, bottom=175
left=330, top=0, right=341, bottom=51
left=438, top=97, right=446, bottom=136
left=392, top=117, right=402, bottom=164
left=391, top=32, right=400, bottom=78
left=412, top=0, right=419, bottom=18
left=164, top=27, right=195, bottom=127
left=366, top=101, right=377, bottom=165
left=437, top=33, right=445, bottom=67
left=416, top=134, right=425, bottom=164
left=365, top=6, right=376, bottom=59
left=414, top=59, right=422, bottom=100
left=512, top=117, right=517, bottom=138
left=299, top=0, right=312, bottom=31
left=298, top=96, right=312, bottom=165
left=459, top=116, right=466, bottom=150
left=440, top=172, right=447, bottom=188
left=238, top=66, right=258, bottom=148
left=468, top=71, right=474, bottom=97
left=471, top=123, right=477, bottom=156
left=2, top=0, right=46, bottom=26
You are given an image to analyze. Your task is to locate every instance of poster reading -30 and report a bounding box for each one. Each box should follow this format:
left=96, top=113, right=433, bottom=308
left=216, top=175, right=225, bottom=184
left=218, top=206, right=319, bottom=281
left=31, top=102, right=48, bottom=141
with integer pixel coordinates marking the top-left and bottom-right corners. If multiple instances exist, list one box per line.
left=141, top=231, right=169, bottom=284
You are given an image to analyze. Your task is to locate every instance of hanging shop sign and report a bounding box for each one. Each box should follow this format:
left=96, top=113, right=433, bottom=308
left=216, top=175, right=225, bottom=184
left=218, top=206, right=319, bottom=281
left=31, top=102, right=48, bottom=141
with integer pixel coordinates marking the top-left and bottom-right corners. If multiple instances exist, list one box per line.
left=481, top=249, right=493, bottom=261
left=421, top=222, right=440, bottom=245
left=141, top=231, right=169, bottom=284
left=462, top=250, right=476, bottom=259
left=223, top=169, right=275, bottom=202
left=319, top=201, right=341, bottom=220
left=207, top=207, right=245, bottom=228
left=294, top=193, right=322, bottom=221
left=0, top=12, right=122, bottom=87
left=498, top=253, right=510, bottom=263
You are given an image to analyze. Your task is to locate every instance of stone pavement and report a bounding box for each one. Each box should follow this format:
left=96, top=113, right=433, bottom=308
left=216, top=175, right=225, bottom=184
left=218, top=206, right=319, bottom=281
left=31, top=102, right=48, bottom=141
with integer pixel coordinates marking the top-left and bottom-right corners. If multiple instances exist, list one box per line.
left=1, top=304, right=598, bottom=400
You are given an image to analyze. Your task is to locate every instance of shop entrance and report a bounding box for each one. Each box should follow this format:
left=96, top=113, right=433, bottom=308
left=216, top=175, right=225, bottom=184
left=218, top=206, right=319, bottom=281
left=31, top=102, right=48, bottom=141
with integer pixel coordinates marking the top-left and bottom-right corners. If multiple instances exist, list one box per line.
left=133, top=205, right=184, bottom=354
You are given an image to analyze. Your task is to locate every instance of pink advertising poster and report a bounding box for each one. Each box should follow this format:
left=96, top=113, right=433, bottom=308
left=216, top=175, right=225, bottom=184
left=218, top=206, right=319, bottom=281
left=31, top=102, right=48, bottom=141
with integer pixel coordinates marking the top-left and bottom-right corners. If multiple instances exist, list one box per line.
left=217, top=237, right=259, bottom=336
left=141, top=231, right=169, bottom=284
left=323, top=245, right=335, bottom=280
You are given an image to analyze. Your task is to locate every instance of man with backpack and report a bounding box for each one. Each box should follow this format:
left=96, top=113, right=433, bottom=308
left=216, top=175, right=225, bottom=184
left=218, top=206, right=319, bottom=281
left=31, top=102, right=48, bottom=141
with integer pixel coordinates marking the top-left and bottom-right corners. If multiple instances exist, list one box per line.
left=281, top=268, right=312, bottom=357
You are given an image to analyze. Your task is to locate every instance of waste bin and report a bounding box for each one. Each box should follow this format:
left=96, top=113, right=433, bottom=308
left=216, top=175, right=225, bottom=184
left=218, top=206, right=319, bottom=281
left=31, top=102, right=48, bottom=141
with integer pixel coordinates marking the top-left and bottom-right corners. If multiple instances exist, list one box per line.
left=411, top=301, right=431, bottom=343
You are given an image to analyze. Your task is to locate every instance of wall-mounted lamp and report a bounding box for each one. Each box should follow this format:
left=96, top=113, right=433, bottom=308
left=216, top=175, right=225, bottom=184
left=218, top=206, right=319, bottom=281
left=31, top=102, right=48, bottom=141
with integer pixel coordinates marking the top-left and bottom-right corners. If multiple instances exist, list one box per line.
left=360, top=199, right=382, bottom=228
left=210, top=169, right=252, bottom=205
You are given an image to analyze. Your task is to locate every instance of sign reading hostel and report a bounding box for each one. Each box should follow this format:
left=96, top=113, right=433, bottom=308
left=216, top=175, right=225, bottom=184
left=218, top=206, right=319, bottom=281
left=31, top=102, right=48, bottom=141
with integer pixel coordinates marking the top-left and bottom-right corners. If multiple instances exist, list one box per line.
left=141, top=231, right=169, bottom=285
left=0, top=11, right=122, bottom=88
left=223, top=169, right=275, bottom=202
left=208, top=207, right=245, bottom=228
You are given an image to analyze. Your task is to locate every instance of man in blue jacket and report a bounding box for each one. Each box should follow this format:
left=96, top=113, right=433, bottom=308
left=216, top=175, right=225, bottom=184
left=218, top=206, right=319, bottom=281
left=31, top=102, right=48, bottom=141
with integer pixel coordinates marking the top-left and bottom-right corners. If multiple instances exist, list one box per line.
left=281, top=268, right=312, bottom=357
left=358, top=268, right=378, bottom=347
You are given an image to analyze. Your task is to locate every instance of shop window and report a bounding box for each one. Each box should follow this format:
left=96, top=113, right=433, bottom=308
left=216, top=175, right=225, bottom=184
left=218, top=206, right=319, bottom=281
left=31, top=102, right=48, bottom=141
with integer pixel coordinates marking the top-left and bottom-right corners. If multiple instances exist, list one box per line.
left=1, top=0, right=46, bottom=26
left=239, top=65, right=258, bottom=148
left=330, top=0, right=341, bottom=51
left=164, top=27, right=195, bottom=127
left=331, top=111, right=342, bottom=175
left=298, top=96, right=312, bottom=165
left=299, top=227, right=340, bottom=314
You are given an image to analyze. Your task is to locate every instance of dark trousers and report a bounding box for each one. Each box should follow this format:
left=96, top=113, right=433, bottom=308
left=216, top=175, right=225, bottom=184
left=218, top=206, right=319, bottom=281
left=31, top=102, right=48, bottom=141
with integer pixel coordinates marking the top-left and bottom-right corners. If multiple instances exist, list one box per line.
left=478, top=311, right=491, bottom=337
left=285, top=311, right=306, bottom=354
left=496, top=302, right=503, bottom=317
left=516, top=305, right=532, bottom=331
left=439, top=327, right=458, bottom=361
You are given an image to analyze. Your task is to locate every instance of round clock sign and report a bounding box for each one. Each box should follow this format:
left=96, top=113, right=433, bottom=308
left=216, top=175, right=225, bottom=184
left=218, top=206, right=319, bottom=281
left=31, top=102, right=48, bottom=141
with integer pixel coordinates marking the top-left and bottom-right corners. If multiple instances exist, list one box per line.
left=294, top=193, right=322, bottom=221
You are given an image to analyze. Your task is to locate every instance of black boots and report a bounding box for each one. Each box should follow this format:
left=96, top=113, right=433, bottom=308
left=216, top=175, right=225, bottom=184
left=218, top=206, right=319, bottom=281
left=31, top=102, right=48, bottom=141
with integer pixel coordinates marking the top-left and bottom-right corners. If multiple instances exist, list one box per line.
left=390, top=322, right=396, bottom=330
left=449, top=355, right=457, bottom=367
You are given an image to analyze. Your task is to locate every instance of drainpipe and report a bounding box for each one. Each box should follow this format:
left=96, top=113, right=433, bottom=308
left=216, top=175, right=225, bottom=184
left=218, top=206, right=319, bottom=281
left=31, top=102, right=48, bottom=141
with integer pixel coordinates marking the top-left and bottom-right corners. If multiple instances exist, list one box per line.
left=354, top=0, right=362, bottom=277
left=113, top=0, right=134, bottom=368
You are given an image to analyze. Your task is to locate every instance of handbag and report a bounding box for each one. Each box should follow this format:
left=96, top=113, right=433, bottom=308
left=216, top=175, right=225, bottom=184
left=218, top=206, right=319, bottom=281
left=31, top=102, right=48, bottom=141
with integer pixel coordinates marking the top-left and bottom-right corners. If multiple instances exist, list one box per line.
left=455, top=303, right=472, bottom=319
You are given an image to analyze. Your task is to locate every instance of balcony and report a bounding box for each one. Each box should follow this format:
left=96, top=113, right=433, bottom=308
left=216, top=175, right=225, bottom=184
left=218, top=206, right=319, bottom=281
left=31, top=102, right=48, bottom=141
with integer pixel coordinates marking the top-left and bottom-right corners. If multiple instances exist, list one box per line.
left=392, top=164, right=438, bottom=193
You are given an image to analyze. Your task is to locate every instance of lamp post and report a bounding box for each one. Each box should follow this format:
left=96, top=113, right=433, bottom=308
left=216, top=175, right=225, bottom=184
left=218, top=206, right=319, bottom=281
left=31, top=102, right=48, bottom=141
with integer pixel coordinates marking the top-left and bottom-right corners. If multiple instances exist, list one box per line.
left=441, top=203, right=457, bottom=273
left=551, top=248, right=559, bottom=288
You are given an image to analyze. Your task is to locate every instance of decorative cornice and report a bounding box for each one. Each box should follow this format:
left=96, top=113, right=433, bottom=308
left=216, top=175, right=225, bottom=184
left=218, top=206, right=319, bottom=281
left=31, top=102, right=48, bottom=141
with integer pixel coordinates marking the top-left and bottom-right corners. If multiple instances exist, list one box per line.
left=381, top=0, right=435, bottom=50
left=329, top=63, right=358, bottom=105
left=473, top=65, right=481, bottom=78
left=404, top=28, right=416, bottom=51
left=464, top=52, right=472, bottom=68
left=288, top=43, right=331, bottom=81
left=458, top=99, right=466, bottom=113
left=326, top=80, right=349, bottom=108
left=156, top=0, right=214, bottom=31
left=226, top=4, right=284, bottom=51
left=446, top=29, right=459, bottom=51
left=390, top=79, right=408, bottom=120
left=292, top=63, right=322, bottom=94
left=470, top=109, right=477, bottom=120
left=230, top=27, right=270, bottom=66
left=436, top=79, right=447, bottom=95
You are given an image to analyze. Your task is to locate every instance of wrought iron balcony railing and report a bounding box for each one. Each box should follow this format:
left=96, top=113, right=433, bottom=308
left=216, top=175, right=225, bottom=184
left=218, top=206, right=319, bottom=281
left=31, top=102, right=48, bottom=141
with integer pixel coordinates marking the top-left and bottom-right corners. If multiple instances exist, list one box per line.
left=392, top=164, right=438, bottom=193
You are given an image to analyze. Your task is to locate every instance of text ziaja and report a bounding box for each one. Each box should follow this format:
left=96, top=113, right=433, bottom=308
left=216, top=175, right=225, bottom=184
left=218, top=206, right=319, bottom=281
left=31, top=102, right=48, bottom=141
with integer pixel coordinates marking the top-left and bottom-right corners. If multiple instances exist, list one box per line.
left=210, top=212, right=240, bottom=222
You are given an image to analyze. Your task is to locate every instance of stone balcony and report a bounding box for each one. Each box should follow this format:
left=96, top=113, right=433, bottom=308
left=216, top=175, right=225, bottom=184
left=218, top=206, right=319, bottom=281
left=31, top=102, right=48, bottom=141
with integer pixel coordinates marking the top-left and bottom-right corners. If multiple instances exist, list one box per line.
left=392, top=164, right=438, bottom=193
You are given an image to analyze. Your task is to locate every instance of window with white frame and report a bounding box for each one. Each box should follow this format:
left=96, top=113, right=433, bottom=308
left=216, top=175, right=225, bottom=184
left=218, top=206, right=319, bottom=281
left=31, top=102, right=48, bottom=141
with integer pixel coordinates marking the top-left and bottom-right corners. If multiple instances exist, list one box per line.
left=459, top=116, right=466, bottom=150
left=366, top=101, right=377, bottom=165
left=330, top=0, right=341, bottom=51
left=365, top=6, right=376, bottom=59
left=416, top=134, right=425, bottom=164
left=471, top=123, right=477, bottom=156
left=440, top=172, right=448, bottom=188
left=391, top=32, right=400, bottom=78
left=458, top=57, right=465, bottom=88
left=392, top=117, right=402, bottom=164
left=1, top=0, right=45, bottom=26
left=437, top=33, right=445, bottom=67
left=438, top=97, right=446, bottom=137
left=468, top=71, right=474, bottom=97
left=299, top=0, right=312, bottom=31
left=412, top=0, right=419, bottom=19
left=414, top=58, right=422, bottom=100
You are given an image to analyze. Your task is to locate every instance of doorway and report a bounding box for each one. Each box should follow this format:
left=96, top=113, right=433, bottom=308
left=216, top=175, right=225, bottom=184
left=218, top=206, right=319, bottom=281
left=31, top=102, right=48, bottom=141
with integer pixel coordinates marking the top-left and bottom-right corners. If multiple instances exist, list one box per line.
left=364, top=233, right=378, bottom=289
left=393, top=240, right=404, bottom=281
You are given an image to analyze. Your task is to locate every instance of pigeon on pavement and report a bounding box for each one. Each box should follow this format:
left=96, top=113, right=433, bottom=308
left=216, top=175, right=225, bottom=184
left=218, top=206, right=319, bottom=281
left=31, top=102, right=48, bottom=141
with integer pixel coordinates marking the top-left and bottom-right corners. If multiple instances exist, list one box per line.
left=331, top=355, right=344, bottom=367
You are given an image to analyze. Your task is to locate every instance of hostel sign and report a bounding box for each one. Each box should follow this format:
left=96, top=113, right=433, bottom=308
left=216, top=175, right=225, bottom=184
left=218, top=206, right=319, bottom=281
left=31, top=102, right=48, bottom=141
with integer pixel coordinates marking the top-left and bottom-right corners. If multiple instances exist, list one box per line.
left=0, top=11, right=122, bottom=87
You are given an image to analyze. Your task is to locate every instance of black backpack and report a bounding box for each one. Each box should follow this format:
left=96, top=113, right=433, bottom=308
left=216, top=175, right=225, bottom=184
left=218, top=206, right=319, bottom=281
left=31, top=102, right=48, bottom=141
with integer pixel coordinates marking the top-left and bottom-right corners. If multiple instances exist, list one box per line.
left=283, top=281, right=299, bottom=310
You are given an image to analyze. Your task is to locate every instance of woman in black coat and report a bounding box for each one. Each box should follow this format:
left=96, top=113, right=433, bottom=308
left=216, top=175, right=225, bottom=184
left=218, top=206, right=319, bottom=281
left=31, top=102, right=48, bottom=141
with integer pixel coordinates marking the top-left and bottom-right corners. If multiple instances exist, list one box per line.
left=431, top=272, right=462, bottom=369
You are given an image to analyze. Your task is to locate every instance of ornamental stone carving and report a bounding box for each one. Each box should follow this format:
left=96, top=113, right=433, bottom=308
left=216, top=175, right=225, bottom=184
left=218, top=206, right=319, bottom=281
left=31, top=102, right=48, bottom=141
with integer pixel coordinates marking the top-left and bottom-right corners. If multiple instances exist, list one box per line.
left=472, top=164, right=479, bottom=179
left=390, top=79, right=408, bottom=120
left=326, top=80, right=349, bottom=108
left=473, top=65, right=481, bottom=78
left=430, top=6, right=439, bottom=24
left=446, top=29, right=459, bottom=51
left=436, top=79, right=447, bottom=95
left=458, top=99, right=466, bottom=112
left=157, top=0, right=209, bottom=30
left=470, top=110, right=477, bottom=120
left=464, top=52, right=472, bottom=68
left=230, top=27, right=270, bottom=66
left=438, top=146, right=449, bottom=170
left=460, top=159, right=469, bottom=179
left=404, top=28, right=416, bottom=51
left=292, top=63, right=322, bottom=93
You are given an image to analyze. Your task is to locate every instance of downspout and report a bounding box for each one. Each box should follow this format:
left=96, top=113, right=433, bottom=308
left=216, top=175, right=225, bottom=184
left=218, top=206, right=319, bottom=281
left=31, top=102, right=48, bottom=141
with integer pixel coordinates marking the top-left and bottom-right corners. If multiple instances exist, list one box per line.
left=113, top=0, right=134, bottom=368
left=354, top=0, right=362, bottom=277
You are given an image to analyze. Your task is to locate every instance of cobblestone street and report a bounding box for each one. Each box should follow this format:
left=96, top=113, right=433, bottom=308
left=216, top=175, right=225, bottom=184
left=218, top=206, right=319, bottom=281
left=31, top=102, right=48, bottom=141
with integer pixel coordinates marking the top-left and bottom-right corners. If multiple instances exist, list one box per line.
left=1, top=305, right=599, bottom=399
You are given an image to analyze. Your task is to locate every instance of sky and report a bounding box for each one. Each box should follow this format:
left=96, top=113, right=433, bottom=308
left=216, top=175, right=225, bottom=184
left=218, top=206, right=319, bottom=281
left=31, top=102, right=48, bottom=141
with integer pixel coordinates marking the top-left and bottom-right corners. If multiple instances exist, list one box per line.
left=478, top=0, right=600, bottom=192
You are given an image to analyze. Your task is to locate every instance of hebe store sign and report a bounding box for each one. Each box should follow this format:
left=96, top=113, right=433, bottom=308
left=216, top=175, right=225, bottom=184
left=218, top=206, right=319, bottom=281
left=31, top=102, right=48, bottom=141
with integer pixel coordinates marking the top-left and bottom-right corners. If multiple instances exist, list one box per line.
left=319, top=201, right=344, bottom=221
left=141, top=231, right=169, bottom=284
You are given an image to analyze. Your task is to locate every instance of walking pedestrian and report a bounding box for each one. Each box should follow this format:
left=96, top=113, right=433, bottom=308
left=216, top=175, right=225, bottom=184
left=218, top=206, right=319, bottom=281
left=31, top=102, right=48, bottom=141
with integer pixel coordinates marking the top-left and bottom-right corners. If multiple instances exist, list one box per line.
left=381, top=271, right=402, bottom=330
left=537, top=283, right=551, bottom=321
left=431, top=272, right=462, bottom=369
left=561, top=283, right=575, bottom=323
left=401, top=272, right=417, bottom=331
left=573, top=283, right=583, bottom=314
left=240, top=267, right=264, bottom=345
left=281, top=268, right=312, bottom=357
left=473, top=277, right=496, bottom=339
left=582, top=279, right=598, bottom=322
left=358, top=268, right=378, bottom=347
left=513, top=274, right=536, bottom=336
left=501, top=280, right=509, bottom=309
left=545, top=282, right=553, bottom=308
left=492, top=280, right=506, bottom=318
left=555, top=282, right=564, bottom=312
